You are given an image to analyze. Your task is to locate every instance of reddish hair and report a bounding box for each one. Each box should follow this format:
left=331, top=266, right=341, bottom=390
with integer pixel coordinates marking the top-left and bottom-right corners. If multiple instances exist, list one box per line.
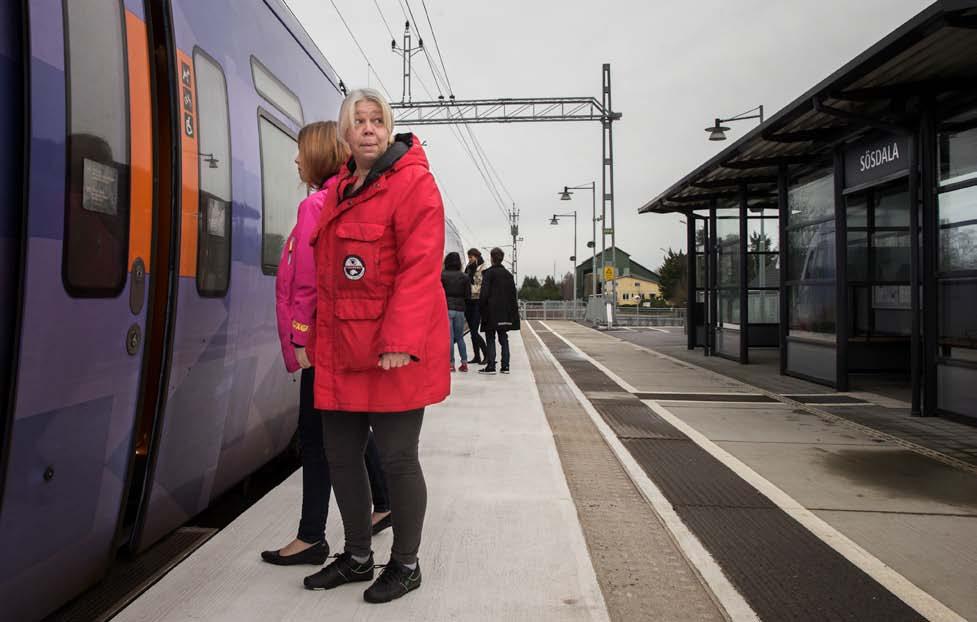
left=298, top=121, right=349, bottom=189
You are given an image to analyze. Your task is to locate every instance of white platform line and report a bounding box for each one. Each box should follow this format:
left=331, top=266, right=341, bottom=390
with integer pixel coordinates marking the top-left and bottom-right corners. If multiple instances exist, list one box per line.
left=541, top=322, right=967, bottom=622
left=528, top=322, right=758, bottom=622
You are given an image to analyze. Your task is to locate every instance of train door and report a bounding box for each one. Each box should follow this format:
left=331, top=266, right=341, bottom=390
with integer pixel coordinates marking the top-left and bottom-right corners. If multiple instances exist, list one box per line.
left=0, top=1, right=155, bottom=619
left=0, top=0, right=25, bottom=516
left=128, top=0, right=239, bottom=552
left=0, top=2, right=24, bottom=528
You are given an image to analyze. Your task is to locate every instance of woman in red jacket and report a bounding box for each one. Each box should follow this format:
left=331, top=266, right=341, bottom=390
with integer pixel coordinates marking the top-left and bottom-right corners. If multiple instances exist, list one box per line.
left=303, top=89, right=449, bottom=603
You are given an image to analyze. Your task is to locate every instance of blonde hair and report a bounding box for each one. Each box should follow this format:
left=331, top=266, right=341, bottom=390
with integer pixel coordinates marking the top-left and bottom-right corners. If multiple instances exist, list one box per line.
left=337, top=88, right=395, bottom=148
left=298, top=121, right=349, bottom=189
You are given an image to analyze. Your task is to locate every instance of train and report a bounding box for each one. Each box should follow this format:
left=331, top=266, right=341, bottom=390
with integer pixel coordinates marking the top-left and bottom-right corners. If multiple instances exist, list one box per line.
left=0, top=1, right=461, bottom=619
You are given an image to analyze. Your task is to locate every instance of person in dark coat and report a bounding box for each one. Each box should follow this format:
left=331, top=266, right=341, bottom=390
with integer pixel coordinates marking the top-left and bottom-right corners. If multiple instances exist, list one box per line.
left=441, top=252, right=471, bottom=372
left=463, top=248, right=487, bottom=364
left=478, top=247, right=520, bottom=374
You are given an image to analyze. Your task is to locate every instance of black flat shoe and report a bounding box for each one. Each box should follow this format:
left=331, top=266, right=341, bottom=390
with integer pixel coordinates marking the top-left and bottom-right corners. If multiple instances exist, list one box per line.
left=261, top=540, right=329, bottom=566
left=304, top=552, right=375, bottom=590
left=372, top=513, right=392, bottom=535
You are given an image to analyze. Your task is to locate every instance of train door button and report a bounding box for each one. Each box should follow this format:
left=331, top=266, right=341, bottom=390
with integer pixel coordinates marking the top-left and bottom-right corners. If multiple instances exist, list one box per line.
left=126, top=324, right=142, bottom=356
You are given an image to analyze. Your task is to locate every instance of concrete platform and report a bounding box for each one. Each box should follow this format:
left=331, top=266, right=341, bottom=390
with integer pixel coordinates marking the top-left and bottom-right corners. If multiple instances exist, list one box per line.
left=116, top=331, right=610, bottom=622
left=543, top=320, right=977, bottom=621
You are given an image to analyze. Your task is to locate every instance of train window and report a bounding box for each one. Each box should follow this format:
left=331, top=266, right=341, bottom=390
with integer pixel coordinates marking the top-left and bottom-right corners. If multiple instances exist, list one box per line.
left=258, top=113, right=306, bottom=275
left=194, top=49, right=232, bottom=296
left=62, top=0, right=130, bottom=297
left=251, top=57, right=304, bottom=126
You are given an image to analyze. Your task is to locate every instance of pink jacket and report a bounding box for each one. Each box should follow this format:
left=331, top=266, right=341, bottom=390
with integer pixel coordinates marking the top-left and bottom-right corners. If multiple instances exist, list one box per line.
left=276, top=176, right=337, bottom=373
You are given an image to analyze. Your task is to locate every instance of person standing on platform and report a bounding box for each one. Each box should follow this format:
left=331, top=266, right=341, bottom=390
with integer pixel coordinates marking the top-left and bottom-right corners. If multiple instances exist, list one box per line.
left=262, top=122, right=392, bottom=568
left=464, top=248, right=487, bottom=364
left=303, top=88, right=448, bottom=604
left=479, top=247, right=520, bottom=375
left=263, top=121, right=343, bottom=567
left=442, top=252, right=471, bottom=372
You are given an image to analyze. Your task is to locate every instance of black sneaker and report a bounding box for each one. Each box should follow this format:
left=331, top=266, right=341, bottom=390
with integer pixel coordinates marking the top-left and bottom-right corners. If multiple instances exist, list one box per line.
left=261, top=540, right=329, bottom=566
left=363, top=560, right=422, bottom=603
left=500, top=365, right=510, bottom=374
left=478, top=366, right=496, bottom=374
left=303, top=552, right=374, bottom=590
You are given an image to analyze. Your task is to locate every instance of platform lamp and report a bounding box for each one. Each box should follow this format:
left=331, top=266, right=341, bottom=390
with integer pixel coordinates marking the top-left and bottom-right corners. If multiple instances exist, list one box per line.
left=549, top=211, right=577, bottom=302
left=559, top=182, right=598, bottom=298
left=705, top=105, right=764, bottom=141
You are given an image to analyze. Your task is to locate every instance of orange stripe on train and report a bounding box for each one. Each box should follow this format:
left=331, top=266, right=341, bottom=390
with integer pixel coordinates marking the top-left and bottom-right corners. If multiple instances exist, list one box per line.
left=126, top=10, right=153, bottom=272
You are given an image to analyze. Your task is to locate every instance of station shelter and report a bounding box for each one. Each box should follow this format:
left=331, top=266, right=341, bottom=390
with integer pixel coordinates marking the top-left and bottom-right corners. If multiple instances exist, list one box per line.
left=639, top=1, right=977, bottom=422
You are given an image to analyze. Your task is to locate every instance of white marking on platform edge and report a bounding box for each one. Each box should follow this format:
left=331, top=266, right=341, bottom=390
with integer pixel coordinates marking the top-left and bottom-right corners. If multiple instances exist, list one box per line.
left=528, top=322, right=758, bottom=622
left=541, top=322, right=967, bottom=622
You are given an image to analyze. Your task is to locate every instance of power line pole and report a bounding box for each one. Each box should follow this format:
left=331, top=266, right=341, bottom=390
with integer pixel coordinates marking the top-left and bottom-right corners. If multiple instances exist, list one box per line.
left=388, top=35, right=621, bottom=325
left=509, top=204, right=520, bottom=286
left=391, top=21, right=424, bottom=103
left=602, top=63, right=618, bottom=325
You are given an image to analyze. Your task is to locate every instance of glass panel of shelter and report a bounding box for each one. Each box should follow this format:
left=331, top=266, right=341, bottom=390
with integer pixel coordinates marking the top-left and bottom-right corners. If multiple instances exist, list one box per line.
left=844, top=179, right=912, bottom=375
left=693, top=212, right=709, bottom=349
left=935, top=113, right=977, bottom=420
left=746, top=202, right=779, bottom=346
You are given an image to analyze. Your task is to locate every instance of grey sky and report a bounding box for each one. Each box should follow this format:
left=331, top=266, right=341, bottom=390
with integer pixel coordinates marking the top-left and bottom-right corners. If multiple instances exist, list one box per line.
left=285, top=0, right=932, bottom=282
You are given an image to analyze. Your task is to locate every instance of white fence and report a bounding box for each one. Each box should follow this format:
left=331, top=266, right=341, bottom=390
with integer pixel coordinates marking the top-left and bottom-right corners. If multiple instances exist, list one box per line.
left=519, top=297, right=685, bottom=327
left=518, top=300, right=587, bottom=321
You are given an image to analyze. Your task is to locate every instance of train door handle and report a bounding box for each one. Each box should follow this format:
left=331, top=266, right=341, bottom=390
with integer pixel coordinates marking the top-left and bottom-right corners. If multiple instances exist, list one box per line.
left=130, top=257, right=146, bottom=315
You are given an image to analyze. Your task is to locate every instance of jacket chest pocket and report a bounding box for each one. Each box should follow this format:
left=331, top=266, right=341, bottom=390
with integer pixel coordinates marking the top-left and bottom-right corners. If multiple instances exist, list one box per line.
left=335, top=222, right=387, bottom=289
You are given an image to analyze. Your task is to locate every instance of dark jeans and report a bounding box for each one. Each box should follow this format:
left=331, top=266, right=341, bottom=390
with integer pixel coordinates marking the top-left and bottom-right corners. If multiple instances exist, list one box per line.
left=465, top=300, right=486, bottom=360
left=322, top=409, right=426, bottom=565
left=484, top=329, right=509, bottom=368
left=297, top=368, right=330, bottom=543
left=295, top=369, right=389, bottom=543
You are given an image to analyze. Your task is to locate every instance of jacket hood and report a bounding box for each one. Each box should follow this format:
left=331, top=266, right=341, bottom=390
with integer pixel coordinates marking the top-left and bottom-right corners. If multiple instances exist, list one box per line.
left=341, top=133, right=429, bottom=200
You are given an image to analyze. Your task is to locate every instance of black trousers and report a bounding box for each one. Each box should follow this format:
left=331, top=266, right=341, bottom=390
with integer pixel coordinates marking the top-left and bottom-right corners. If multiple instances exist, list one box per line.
left=297, top=368, right=331, bottom=543
left=484, top=329, right=509, bottom=367
left=322, top=409, right=426, bottom=565
left=295, top=369, right=390, bottom=542
left=464, top=300, right=486, bottom=360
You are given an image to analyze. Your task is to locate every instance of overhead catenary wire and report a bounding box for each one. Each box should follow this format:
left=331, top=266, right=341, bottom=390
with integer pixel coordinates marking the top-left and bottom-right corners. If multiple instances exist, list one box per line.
left=420, top=0, right=455, bottom=96
left=329, top=0, right=394, bottom=100
left=373, top=0, right=397, bottom=42
left=405, top=4, right=515, bottom=212
left=410, top=67, right=510, bottom=224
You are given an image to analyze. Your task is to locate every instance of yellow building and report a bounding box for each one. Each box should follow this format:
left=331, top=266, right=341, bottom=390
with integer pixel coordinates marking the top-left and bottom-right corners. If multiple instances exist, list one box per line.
left=577, top=247, right=662, bottom=305
left=612, top=274, right=661, bottom=306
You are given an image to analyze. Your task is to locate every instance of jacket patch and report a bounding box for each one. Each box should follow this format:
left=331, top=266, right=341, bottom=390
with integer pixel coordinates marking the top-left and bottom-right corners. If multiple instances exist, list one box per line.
left=344, top=255, right=366, bottom=280
left=292, top=320, right=309, bottom=333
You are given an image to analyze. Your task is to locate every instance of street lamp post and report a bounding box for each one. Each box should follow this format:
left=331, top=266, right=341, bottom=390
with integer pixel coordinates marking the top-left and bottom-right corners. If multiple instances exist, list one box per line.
left=549, top=211, right=578, bottom=302
left=559, top=182, right=597, bottom=297
left=704, top=105, right=764, bottom=141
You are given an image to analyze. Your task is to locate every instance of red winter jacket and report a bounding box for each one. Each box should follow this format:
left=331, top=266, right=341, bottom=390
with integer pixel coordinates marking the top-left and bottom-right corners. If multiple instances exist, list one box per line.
left=275, top=176, right=337, bottom=373
left=310, top=134, right=450, bottom=412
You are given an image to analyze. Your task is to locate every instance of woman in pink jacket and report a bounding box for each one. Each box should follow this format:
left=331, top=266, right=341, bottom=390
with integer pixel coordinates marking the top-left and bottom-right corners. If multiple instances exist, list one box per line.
left=262, top=121, right=350, bottom=565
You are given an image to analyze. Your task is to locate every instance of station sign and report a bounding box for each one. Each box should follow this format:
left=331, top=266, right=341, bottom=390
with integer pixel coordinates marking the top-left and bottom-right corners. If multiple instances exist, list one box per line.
left=603, top=265, right=615, bottom=281
left=844, top=132, right=909, bottom=189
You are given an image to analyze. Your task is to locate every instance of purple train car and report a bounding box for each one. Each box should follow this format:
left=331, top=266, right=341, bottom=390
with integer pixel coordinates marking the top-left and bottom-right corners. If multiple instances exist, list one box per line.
left=0, top=1, right=346, bottom=619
